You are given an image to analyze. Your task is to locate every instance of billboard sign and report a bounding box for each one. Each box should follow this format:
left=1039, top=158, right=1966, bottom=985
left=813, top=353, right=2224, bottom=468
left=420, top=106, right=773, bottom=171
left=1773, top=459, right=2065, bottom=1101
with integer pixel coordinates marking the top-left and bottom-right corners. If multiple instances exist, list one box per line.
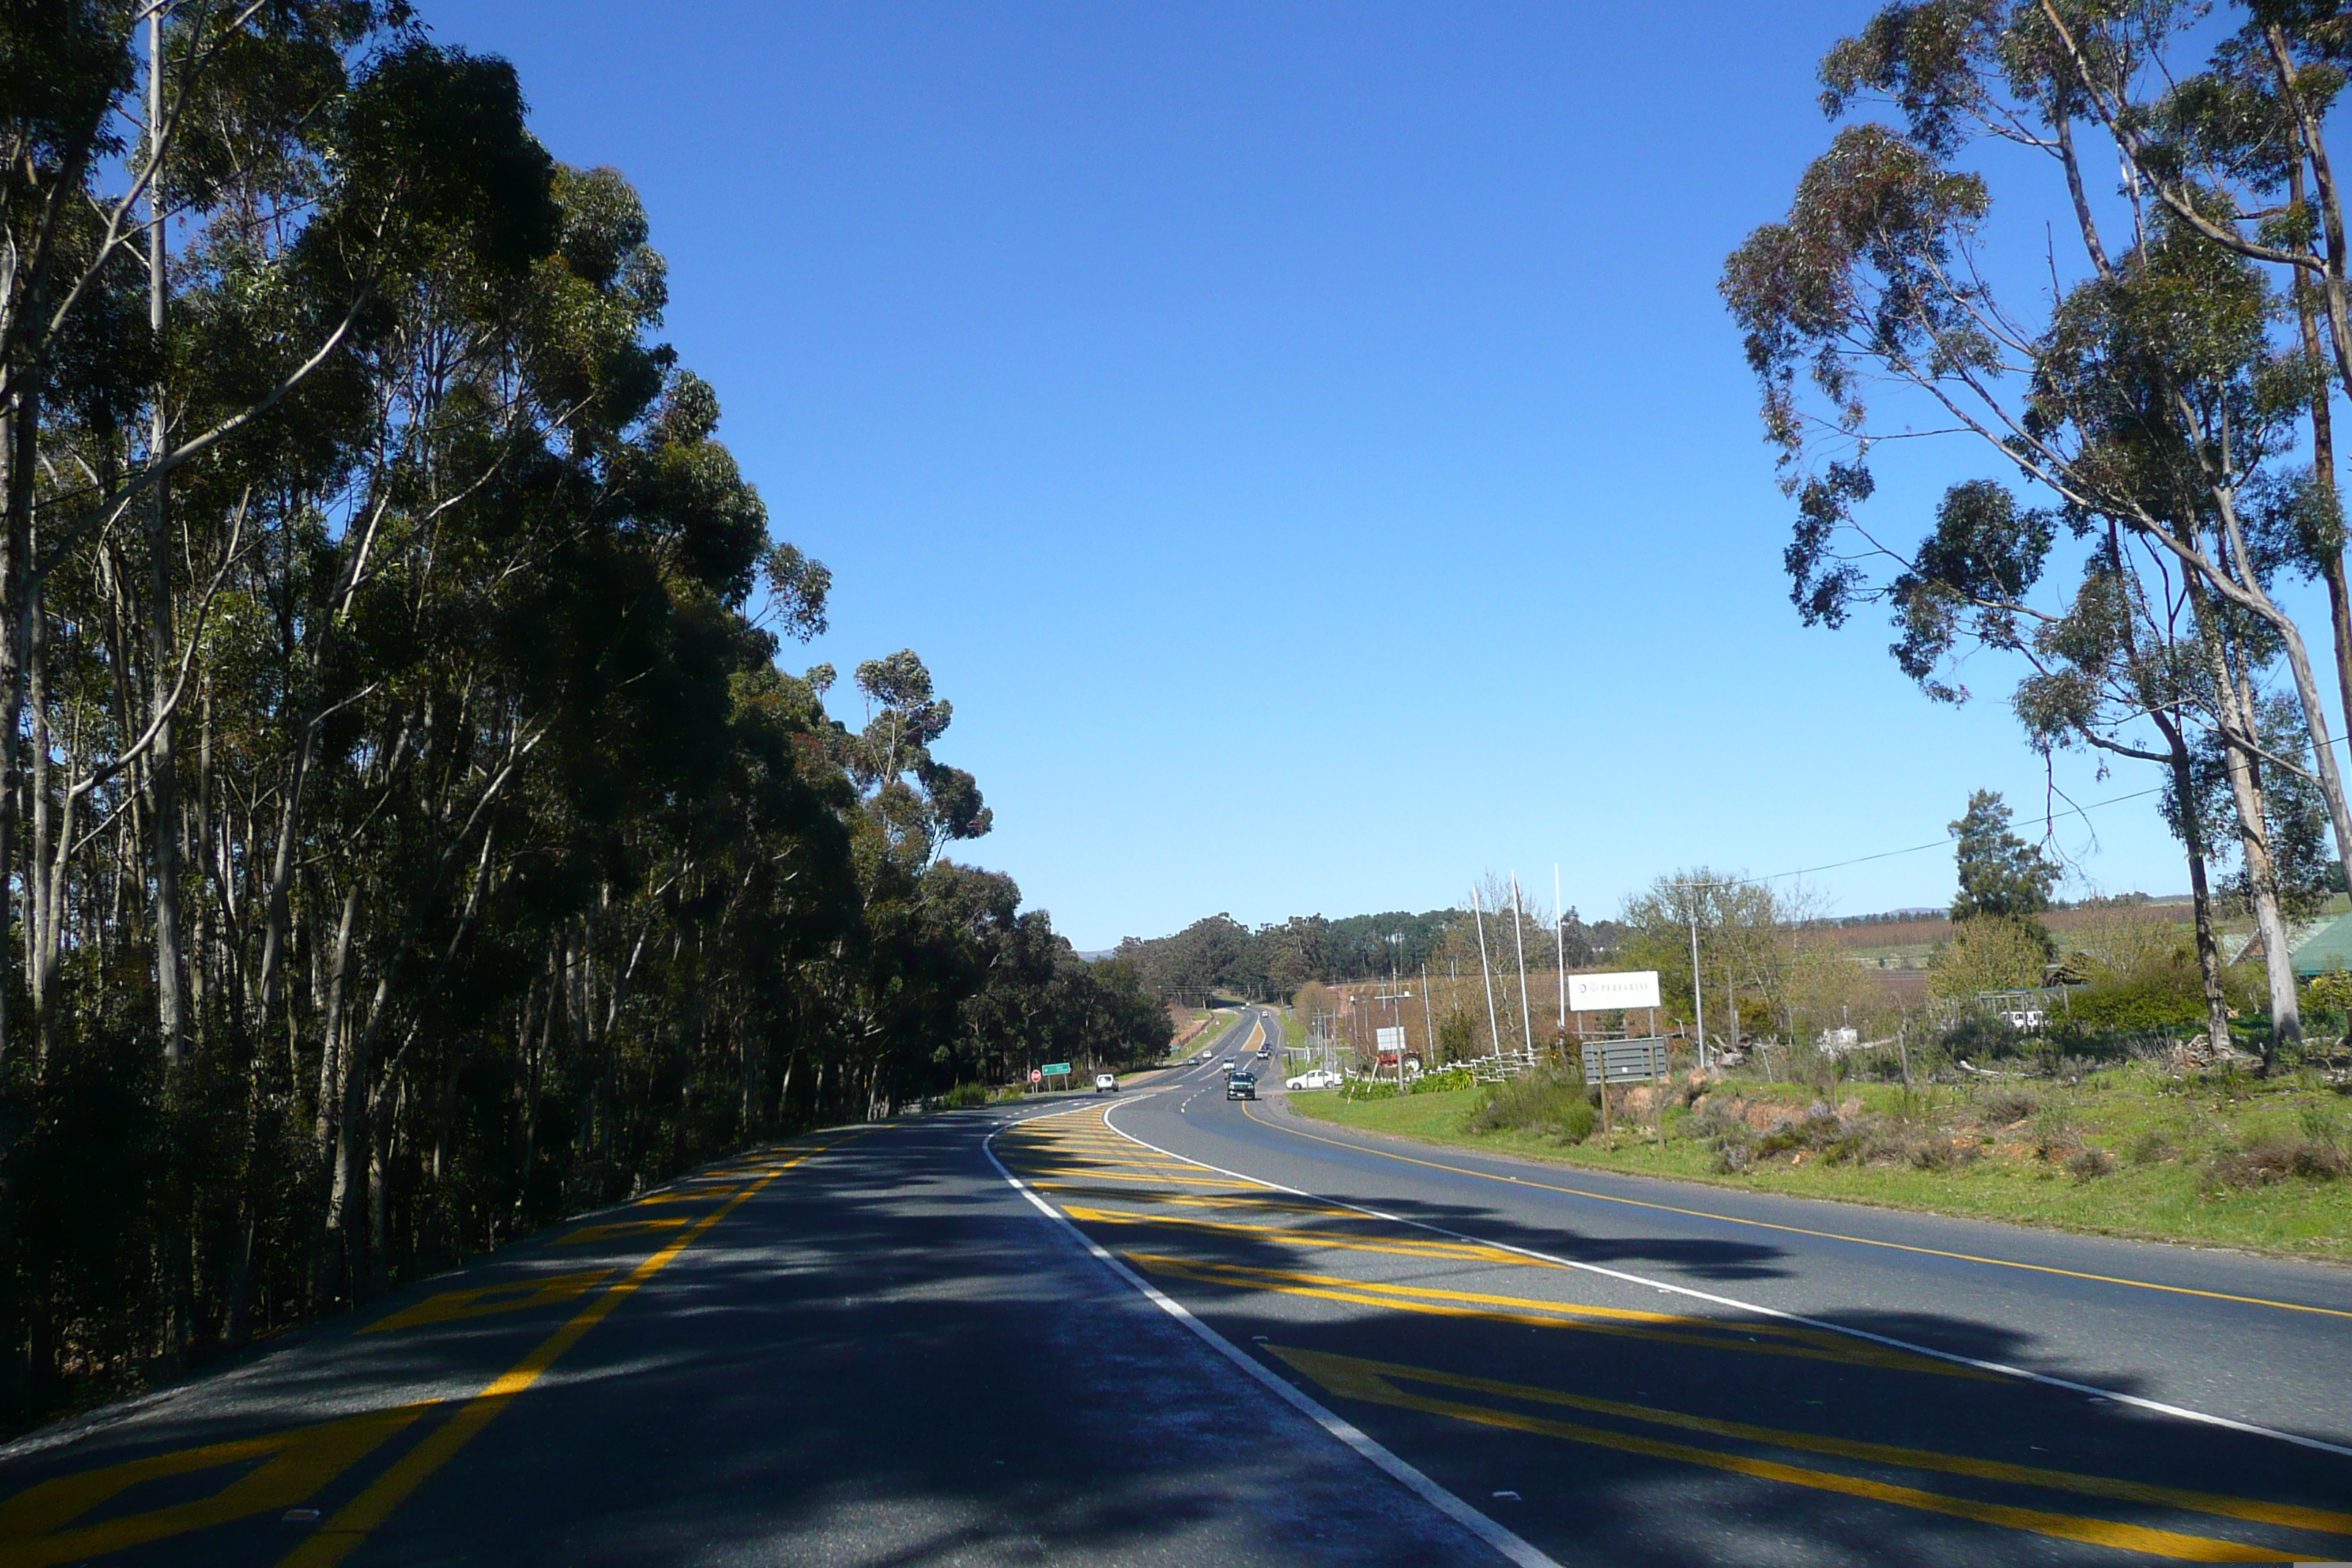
left=1374, top=1026, right=1406, bottom=1055
left=1567, top=970, right=1661, bottom=1013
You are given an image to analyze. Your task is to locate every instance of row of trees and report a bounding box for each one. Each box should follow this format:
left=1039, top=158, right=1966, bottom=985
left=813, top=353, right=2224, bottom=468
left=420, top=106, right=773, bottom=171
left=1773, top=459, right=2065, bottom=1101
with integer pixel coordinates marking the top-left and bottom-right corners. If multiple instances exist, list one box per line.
left=1723, top=0, right=2352, bottom=1068
left=1113, top=903, right=1632, bottom=997
left=0, top=4, right=1165, bottom=1427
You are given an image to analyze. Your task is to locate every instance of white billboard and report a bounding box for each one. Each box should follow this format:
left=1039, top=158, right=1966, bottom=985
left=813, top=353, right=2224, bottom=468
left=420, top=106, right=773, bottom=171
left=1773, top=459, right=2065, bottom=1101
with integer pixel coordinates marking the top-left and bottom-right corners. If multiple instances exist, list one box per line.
left=1374, top=1026, right=1407, bottom=1054
left=1567, top=970, right=1661, bottom=1012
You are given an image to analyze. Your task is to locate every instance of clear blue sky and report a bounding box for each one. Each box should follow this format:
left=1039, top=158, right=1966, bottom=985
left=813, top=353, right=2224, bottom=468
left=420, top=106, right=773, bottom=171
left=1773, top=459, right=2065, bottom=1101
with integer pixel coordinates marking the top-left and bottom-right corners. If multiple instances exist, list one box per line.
left=438, top=1, right=2267, bottom=948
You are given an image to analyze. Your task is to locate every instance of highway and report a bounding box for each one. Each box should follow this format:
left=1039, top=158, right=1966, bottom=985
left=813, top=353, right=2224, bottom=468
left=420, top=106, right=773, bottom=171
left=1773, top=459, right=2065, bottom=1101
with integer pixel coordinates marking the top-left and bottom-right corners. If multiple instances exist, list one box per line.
left=1, top=1005, right=2347, bottom=1565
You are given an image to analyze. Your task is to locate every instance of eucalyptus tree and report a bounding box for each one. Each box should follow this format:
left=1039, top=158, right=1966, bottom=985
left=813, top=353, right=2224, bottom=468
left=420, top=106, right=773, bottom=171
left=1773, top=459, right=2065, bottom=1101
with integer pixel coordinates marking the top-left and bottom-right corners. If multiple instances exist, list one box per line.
left=6, top=2, right=557, bottom=1063
left=1722, top=1, right=2351, bottom=1063
left=1723, top=2, right=2352, bottom=889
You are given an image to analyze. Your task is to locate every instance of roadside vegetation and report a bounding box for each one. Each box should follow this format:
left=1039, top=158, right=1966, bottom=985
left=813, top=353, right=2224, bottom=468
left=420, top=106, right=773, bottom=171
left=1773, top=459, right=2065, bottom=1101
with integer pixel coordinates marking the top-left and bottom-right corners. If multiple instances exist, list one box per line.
left=0, top=10, right=1169, bottom=1436
left=1292, top=1041, right=2352, bottom=1263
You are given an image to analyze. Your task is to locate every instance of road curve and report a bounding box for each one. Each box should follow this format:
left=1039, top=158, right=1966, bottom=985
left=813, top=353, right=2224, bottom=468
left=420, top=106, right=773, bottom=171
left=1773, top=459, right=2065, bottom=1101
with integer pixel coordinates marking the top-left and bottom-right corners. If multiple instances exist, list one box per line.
left=3, top=1004, right=2347, bottom=1566
left=1052, top=1005, right=2352, bottom=1565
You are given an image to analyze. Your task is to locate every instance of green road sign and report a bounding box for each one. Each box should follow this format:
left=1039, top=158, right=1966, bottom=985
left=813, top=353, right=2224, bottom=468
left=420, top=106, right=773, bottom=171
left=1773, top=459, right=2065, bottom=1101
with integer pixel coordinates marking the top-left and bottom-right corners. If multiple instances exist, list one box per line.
left=1041, top=1063, right=1071, bottom=1077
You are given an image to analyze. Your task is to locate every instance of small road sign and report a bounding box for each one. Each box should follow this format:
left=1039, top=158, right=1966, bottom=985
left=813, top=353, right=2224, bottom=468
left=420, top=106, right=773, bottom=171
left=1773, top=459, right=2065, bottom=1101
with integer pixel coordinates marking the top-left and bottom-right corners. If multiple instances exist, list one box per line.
left=1028, top=1068, right=1042, bottom=1084
left=1580, top=1039, right=1670, bottom=1084
left=1041, top=1063, right=1071, bottom=1077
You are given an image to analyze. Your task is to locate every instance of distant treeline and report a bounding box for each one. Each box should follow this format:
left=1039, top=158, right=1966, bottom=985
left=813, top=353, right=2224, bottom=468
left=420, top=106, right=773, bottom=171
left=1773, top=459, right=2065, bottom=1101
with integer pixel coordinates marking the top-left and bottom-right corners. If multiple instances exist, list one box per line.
left=1115, top=907, right=1632, bottom=998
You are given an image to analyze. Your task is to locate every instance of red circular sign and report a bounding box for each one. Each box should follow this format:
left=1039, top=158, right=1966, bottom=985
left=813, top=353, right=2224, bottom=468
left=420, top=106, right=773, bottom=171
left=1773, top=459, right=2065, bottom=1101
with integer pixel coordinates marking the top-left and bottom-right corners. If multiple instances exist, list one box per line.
left=1029, top=1068, right=1043, bottom=1083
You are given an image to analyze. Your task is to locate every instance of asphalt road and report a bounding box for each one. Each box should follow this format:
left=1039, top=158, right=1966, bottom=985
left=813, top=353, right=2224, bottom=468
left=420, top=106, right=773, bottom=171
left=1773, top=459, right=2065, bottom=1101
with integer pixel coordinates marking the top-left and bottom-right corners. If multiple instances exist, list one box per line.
left=1077, top=1007, right=2352, bottom=1564
left=2, top=1005, right=2348, bottom=1566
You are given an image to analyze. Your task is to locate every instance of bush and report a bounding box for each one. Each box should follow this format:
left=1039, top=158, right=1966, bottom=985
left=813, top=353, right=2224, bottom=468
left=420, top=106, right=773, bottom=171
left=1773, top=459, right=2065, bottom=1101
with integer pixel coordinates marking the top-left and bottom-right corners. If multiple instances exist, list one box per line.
left=1977, top=1087, right=2039, bottom=1125
left=1941, top=1014, right=2027, bottom=1061
left=937, top=1082, right=990, bottom=1109
left=2202, top=1134, right=2348, bottom=1190
left=2062, top=968, right=2213, bottom=1033
left=1469, top=1069, right=1596, bottom=1142
left=1411, top=1066, right=1477, bottom=1095
left=2065, top=1146, right=2114, bottom=1183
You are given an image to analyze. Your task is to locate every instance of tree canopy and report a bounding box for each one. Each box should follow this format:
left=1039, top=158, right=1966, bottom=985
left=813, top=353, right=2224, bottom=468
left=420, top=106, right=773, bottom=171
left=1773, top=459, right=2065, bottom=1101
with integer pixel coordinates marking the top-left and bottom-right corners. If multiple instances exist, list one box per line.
left=0, top=4, right=1166, bottom=1430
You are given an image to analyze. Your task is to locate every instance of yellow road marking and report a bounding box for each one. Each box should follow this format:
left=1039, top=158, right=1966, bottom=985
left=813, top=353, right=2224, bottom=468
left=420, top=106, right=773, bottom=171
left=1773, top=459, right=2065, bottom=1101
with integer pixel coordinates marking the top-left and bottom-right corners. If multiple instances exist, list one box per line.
left=550, top=1217, right=695, bottom=1246
left=1278, top=1348, right=2352, bottom=1539
left=361, top=1270, right=614, bottom=1333
left=0, top=1406, right=423, bottom=1568
left=1003, top=1152, right=1206, bottom=1169
left=1126, top=1254, right=1979, bottom=1378
left=633, top=1186, right=749, bottom=1205
left=276, top=1130, right=870, bottom=1568
left=1017, top=1168, right=1264, bottom=1189
left=1243, top=1104, right=2352, bottom=1322
left=1028, top=1185, right=1341, bottom=1215
left=1272, top=1346, right=2301, bottom=1561
left=1059, top=1205, right=1517, bottom=1261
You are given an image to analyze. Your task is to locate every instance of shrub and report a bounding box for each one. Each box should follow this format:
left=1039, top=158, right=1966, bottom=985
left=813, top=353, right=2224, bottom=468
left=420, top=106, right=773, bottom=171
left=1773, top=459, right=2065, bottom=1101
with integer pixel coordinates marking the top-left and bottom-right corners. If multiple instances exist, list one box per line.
left=2125, top=1127, right=2174, bottom=1165
left=1410, top=1066, right=1477, bottom=1096
left=1469, top=1069, right=1594, bottom=1140
left=2062, top=968, right=2212, bottom=1033
left=1909, top=1135, right=1974, bottom=1172
left=937, top=1082, right=990, bottom=1109
left=2202, top=1134, right=2348, bottom=1190
left=1941, top=1014, right=2028, bottom=1061
left=2029, top=1098, right=2079, bottom=1160
left=2065, top=1146, right=2114, bottom=1183
left=1978, top=1087, right=2039, bottom=1125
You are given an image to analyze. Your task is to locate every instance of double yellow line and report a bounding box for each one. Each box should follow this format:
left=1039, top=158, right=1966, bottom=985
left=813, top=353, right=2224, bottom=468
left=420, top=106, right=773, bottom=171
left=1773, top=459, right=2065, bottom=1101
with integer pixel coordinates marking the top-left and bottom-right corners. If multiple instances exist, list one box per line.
left=1272, top=1346, right=2345, bottom=1563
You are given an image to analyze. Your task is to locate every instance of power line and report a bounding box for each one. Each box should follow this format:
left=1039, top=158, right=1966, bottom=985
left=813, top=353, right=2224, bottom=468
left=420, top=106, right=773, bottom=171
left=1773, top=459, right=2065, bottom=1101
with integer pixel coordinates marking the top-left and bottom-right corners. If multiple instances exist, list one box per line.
left=1732, top=785, right=2168, bottom=888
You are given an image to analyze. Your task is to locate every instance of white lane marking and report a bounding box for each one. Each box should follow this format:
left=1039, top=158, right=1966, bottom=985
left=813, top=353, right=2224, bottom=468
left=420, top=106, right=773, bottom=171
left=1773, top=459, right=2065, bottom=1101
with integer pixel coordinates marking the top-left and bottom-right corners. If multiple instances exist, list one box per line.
left=984, top=1104, right=1558, bottom=1568
left=1099, top=1101, right=2352, bottom=1462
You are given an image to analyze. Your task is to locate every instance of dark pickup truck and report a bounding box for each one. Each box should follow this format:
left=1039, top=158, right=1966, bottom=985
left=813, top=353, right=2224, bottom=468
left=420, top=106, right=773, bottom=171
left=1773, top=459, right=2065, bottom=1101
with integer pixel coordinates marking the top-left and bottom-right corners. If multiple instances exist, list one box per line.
left=1225, top=1070, right=1257, bottom=1101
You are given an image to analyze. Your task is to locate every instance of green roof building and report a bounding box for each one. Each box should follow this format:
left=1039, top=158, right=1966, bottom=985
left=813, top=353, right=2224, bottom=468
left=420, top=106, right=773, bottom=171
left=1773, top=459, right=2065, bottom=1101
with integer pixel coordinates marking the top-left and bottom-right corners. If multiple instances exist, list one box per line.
left=2291, top=912, right=2352, bottom=977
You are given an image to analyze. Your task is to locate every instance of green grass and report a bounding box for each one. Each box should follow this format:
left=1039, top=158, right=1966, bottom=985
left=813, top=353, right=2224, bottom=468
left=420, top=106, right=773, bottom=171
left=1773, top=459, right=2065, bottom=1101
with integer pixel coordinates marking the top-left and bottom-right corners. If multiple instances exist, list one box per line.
left=1286, top=1073, right=2352, bottom=1264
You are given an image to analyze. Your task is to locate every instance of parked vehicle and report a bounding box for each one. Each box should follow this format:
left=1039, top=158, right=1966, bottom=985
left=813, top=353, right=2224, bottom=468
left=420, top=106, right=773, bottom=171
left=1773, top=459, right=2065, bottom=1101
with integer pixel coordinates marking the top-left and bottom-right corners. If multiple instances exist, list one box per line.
left=1284, top=1068, right=1341, bottom=1090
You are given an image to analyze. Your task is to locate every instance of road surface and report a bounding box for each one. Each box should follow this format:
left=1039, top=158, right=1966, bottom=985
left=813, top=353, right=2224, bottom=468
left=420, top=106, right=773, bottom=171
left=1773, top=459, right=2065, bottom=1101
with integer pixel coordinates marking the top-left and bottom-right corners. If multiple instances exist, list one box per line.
left=2, top=1006, right=2347, bottom=1565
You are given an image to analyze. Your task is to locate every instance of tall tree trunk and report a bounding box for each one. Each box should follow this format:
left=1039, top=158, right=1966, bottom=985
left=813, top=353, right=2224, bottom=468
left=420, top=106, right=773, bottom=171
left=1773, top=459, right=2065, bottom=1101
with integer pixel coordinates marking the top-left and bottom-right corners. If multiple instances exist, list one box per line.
left=147, top=9, right=189, bottom=1067
left=0, top=376, right=39, bottom=1069
left=2213, top=656, right=2304, bottom=1072
left=2153, top=709, right=2235, bottom=1059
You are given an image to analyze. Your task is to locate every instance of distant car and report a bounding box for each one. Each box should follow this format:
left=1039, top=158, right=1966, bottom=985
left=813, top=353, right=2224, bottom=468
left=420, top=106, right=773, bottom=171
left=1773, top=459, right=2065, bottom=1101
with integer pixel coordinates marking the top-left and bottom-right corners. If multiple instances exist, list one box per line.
left=1226, top=1071, right=1257, bottom=1101
left=1284, top=1068, right=1341, bottom=1090
left=1094, top=1072, right=1117, bottom=1093
left=1222, top=1057, right=1236, bottom=1071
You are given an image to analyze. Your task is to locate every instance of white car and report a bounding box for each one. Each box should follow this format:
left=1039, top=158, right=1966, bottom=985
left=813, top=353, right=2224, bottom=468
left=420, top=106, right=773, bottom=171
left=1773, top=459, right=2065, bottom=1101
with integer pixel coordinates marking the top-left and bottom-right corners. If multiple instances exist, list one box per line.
left=1094, top=1072, right=1118, bottom=1093
left=1222, top=1058, right=1236, bottom=1071
left=1284, top=1068, right=1341, bottom=1090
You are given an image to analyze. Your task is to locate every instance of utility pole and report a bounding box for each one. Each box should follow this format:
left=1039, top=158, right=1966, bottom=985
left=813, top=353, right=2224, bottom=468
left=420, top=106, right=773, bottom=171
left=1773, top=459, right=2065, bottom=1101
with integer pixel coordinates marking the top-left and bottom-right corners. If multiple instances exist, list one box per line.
left=1471, top=886, right=1502, bottom=1058
left=1553, top=864, right=1567, bottom=1041
left=1510, top=875, right=1535, bottom=1063
left=1420, top=965, right=1434, bottom=1064
left=1687, top=886, right=1706, bottom=1071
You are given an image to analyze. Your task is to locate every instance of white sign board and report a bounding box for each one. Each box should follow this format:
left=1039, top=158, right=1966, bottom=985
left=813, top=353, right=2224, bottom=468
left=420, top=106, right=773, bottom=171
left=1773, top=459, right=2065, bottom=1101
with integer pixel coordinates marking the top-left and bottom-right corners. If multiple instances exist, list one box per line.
left=1374, top=1026, right=1407, bottom=1054
left=1567, top=970, right=1661, bottom=1013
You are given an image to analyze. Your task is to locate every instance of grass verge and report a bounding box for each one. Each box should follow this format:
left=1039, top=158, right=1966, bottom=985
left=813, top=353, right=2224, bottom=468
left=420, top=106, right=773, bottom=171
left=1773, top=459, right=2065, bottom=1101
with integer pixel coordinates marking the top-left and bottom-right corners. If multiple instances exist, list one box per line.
left=1284, top=1071, right=2352, bottom=1266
